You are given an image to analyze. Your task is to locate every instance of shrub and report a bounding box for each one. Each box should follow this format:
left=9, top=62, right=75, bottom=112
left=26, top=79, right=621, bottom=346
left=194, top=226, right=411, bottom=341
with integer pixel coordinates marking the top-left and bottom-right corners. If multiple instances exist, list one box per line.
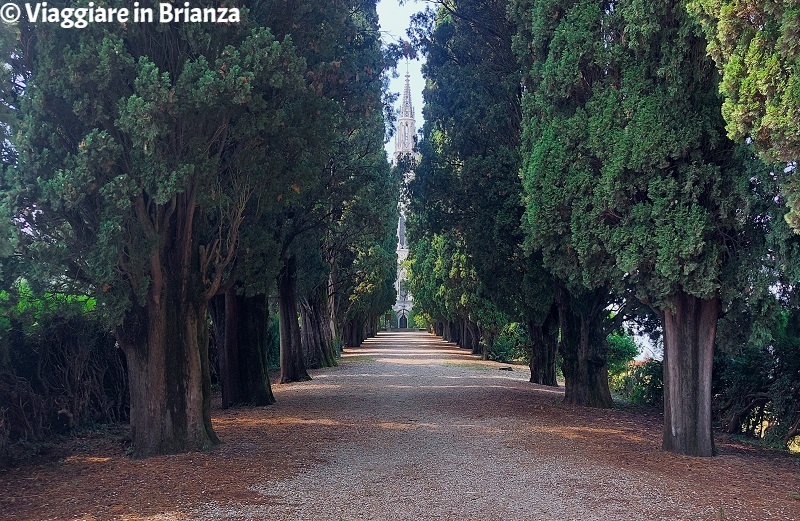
left=607, top=331, right=640, bottom=392
left=487, top=322, right=528, bottom=363
left=616, top=359, right=664, bottom=407
left=0, top=282, right=127, bottom=466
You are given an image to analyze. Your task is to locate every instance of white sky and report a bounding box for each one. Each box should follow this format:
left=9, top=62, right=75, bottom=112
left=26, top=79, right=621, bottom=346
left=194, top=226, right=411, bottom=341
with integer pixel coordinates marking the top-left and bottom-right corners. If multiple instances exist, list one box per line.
left=376, top=0, right=426, bottom=157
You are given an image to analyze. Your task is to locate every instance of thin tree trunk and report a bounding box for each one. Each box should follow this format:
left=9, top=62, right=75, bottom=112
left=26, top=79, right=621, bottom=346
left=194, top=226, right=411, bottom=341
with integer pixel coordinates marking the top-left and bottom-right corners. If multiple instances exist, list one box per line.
left=278, top=256, right=310, bottom=383
left=661, top=291, right=719, bottom=457
left=197, top=308, right=220, bottom=446
left=300, top=297, right=321, bottom=369
left=327, top=270, right=341, bottom=345
left=343, top=318, right=364, bottom=347
left=482, top=327, right=497, bottom=362
left=450, top=320, right=461, bottom=345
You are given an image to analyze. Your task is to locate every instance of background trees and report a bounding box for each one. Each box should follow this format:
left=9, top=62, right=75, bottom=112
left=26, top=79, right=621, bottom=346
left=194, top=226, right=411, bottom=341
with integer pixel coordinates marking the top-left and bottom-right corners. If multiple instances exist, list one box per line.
left=510, top=0, right=777, bottom=455
left=407, top=0, right=561, bottom=377
left=690, top=0, right=800, bottom=231
left=2, top=0, right=799, bottom=463
left=407, top=0, right=800, bottom=456
left=13, top=12, right=314, bottom=456
left=4, top=0, right=398, bottom=458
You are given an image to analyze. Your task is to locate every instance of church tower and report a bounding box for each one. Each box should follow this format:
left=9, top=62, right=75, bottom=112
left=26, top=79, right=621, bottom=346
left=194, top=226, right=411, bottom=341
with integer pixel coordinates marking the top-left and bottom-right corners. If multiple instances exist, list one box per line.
left=394, top=72, right=416, bottom=161
left=392, top=72, right=415, bottom=329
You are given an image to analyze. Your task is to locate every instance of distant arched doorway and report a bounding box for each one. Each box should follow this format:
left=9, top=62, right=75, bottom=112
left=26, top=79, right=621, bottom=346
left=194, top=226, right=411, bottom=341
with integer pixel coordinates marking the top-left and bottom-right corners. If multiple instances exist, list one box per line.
left=399, top=315, right=408, bottom=329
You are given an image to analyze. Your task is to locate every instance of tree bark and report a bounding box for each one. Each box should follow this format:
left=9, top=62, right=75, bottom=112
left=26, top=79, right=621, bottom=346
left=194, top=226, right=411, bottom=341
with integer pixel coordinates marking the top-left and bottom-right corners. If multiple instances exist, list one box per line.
left=278, top=256, right=310, bottom=383
left=300, top=288, right=337, bottom=369
left=236, top=293, right=276, bottom=405
left=467, top=320, right=482, bottom=356
left=528, top=305, right=559, bottom=386
left=211, top=291, right=276, bottom=407
left=661, top=291, right=719, bottom=457
left=450, top=320, right=461, bottom=345
left=442, top=321, right=451, bottom=341
left=557, top=290, right=612, bottom=408
left=482, top=327, right=497, bottom=362
left=211, top=290, right=240, bottom=407
left=327, top=270, right=342, bottom=345
left=116, top=282, right=216, bottom=458
left=343, top=317, right=365, bottom=347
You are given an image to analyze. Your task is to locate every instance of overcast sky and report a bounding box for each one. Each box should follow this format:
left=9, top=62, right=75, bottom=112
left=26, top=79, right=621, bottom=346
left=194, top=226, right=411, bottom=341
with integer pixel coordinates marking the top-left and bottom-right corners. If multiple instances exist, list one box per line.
left=376, top=0, right=426, bottom=157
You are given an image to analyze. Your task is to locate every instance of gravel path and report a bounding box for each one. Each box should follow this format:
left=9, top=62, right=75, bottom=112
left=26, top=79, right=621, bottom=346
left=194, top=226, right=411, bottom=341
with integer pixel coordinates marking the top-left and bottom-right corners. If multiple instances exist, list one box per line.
left=189, top=331, right=799, bottom=521
left=4, top=331, right=799, bottom=521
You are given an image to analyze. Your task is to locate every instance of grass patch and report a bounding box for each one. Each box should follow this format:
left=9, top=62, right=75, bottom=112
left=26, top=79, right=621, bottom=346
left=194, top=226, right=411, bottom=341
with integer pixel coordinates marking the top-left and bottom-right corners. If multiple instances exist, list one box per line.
left=340, top=355, right=377, bottom=364
left=442, top=361, right=493, bottom=371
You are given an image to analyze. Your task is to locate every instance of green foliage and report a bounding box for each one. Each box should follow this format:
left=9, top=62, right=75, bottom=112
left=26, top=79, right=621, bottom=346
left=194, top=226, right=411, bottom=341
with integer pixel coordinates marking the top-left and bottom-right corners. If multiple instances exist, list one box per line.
left=407, top=232, right=504, bottom=338
left=407, top=0, right=549, bottom=336
left=690, top=0, right=800, bottom=232
left=487, top=323, right=529, bottom=364
left=606, top=332, right=639, bottom=377
left=410, top=309, right=428, bottom=330
left=511, top=0, right=754, bottom=307
left=616, top=360, right=664, bottom=407
left=716, top=3, right=799, bottom=162
left=606, top=331, right=641, bottom=395
left=10, top=2, right=313, bottom=324
left=0, top=282, right=125, bottom=467
left=266, top=313, right=281, bottom=371
left=5, top=0, right=398, bottom=452
left=714, top=308, right=800, bottom=449
left=276, top=0, right=397, bottom=342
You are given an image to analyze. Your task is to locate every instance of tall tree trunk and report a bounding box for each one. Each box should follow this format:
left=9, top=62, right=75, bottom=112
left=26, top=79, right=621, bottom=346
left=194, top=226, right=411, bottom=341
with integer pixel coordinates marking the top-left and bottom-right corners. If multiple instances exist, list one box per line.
left=209, top=293, right=228, bottom=391
left=450, top=320, right=461, bottom=345
left=327, top=270, right=342, bottom=345
left=661, top=292, right=719, bottom=457
left=197, top=309, right=220, bottom=446
left=237, top=294, right=276, bottom=405
left=300, top=297, right=321, bottom=369
left=211, top=291, right=276, bottom=406
left=467, top=321, right=482, bottom=356
left=116, top=282, right=216, bottom=458
left=278, top=256, right=310, bottom=383
left=482, top=327, right=497, bottom=362
left=215, top=289, right=241, bottom=407
left=528, top=305, right=559, bottom=386
left=300, top=288, right=337, bottom=369
left=557, top=290, right=612, bottom=408
left=370, top=316, right=379, bottom=337
left=343, top=317, right=364, bottom=347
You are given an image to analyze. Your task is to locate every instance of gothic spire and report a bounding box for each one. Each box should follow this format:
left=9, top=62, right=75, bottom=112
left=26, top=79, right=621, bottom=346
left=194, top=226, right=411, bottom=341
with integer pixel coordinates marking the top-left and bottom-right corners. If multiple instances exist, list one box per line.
left=400, top=71, right=414, bottom=119
left=394, top=69, right=416, bottom=161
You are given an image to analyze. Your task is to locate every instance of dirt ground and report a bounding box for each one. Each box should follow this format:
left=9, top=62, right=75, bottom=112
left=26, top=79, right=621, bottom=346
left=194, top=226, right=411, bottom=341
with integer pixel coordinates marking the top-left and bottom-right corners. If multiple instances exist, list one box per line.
left=1, top=331, right=799, bottom=521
